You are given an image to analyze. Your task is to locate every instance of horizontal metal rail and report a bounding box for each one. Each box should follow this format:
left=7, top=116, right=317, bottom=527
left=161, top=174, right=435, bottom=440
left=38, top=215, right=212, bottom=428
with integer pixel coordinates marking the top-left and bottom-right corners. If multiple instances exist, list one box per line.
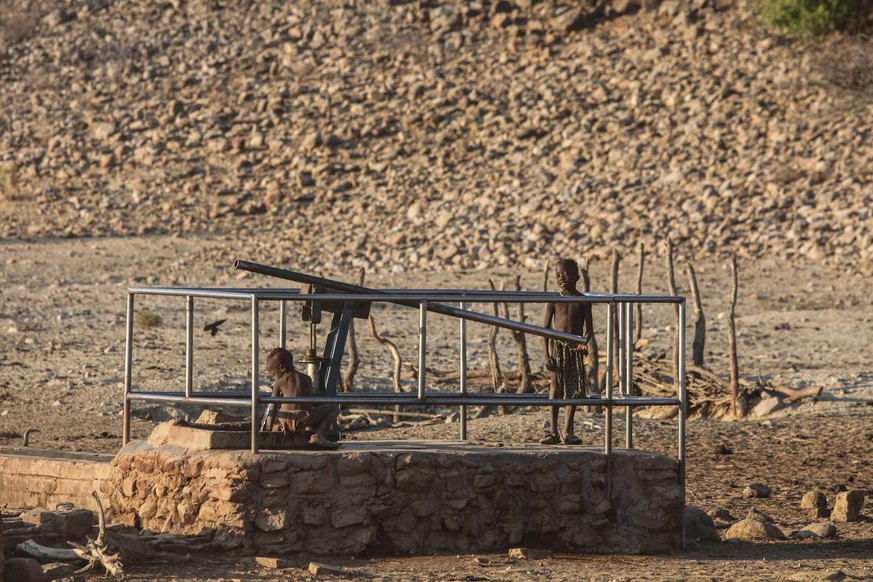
left=127, top=391, right=680, bottom=408
left=129, top=287, right=682, bottom=304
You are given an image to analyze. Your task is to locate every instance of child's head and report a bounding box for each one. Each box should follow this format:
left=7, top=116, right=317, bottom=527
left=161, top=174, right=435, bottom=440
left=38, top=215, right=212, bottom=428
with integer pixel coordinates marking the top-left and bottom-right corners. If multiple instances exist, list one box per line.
left=265, top=347, right=295, bottom=378
left=555, top=259, right=580, bottom=291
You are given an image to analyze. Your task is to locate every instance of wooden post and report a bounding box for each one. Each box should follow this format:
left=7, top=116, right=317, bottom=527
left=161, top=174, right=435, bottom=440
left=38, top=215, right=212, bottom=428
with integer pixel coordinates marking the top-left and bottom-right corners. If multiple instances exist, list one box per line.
left=343, top=267, right=365, bottom=392
left=635, top=243, right=645, bottom=343
left=487, top=279, right=506, bottom=416
left=610, top=249, right=620, bottom=391
left=508, top=275, right=533, bottom=393
left=579, top=257, right=599, bottom=393
left=665, top=239, right=679, bottom=389
left=727, top=255, right=745, bottom=417
left=687, top=263, right=706, bottom=368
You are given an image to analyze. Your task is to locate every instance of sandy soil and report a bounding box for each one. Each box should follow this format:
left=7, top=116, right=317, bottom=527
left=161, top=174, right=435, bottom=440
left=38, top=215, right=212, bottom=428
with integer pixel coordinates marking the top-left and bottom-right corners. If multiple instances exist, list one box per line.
left=1, top=235, right=872, bottom=580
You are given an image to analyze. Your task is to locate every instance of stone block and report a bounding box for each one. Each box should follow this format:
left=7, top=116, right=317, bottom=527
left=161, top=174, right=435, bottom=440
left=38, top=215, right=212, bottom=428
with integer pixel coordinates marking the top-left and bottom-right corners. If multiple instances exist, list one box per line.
left=290, top=469, right=336, bottom=493
left=801, top=491, right=827, bottom=509
left=831, top=490, right=865, bottom=522
left=254, top=507, right=290, bottom=532
left=254, top=556, right=293, bottom=569
left=331, top=505, right=368, bottom=528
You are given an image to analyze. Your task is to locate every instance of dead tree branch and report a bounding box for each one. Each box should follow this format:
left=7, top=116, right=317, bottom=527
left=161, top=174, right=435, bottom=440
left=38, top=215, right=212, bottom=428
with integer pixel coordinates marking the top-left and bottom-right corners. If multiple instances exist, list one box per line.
left=368, top=315, right=405, bottom=423
left=687, top=263, right=706, bottom=368
left=68, top=491, right=124, bottom=576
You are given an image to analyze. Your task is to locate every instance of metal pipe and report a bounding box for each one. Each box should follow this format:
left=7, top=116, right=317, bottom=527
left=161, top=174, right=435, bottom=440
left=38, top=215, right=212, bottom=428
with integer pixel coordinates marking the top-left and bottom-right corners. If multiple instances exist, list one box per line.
left=251, top=296, right=260, bottom=453
left=418, top=300, right=427, bottom=400
left=130, top=285, right=683, bottom=304
left=625, top=301, right=633, bottom=449
left=678, top=299, right=688, bottom=549
left=185, top=295, right=194, bottom=398
left=604, top=302, right=614, bottom=457
left=127, top=393, right=255, bottom=407
left=231, top=261, right=591, bottom=344
left=279, top=300, right=287, bottom=348
left=123, top=292, right=135, bottom=445
left=126, top=391, right=679, bottom=407
left=617, top=300, right=625, bottom=398
left=459, top=301, right=468, bottom=441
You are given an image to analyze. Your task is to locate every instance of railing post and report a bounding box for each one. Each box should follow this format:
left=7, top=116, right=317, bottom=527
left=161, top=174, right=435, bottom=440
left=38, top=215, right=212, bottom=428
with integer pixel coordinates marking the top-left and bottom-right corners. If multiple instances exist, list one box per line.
left=459, top=300, right=468, bottom=441
left=678, top=298, right=687, bottom=548
left=185, top=295, right=194, bottom=398
left=123, top=291, right=135, bottom=446
left=605, top=301, right=615, bottom=497
left=251, top=296, right=260, bottom=453
left=418, top=300, right=427, bottom=400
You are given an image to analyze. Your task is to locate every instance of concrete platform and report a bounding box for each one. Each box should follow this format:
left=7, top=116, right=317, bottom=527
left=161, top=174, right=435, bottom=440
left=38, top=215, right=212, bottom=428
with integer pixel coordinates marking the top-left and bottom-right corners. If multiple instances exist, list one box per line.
left=1, top=435, right=683, bottom=555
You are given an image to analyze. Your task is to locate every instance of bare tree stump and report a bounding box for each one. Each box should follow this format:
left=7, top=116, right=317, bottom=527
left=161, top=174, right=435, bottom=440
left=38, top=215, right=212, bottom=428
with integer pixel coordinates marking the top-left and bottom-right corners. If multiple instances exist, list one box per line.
left=368, top=315, right=405, bottom=423
left=343, top=268, right=365, bottom=392
left=687, top=263, right=706, bottom=368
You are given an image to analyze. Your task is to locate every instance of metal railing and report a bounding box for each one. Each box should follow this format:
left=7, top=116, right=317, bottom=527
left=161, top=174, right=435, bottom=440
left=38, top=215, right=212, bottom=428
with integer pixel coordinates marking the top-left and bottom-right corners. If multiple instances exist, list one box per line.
left=122, top=287, right=686, bottom=494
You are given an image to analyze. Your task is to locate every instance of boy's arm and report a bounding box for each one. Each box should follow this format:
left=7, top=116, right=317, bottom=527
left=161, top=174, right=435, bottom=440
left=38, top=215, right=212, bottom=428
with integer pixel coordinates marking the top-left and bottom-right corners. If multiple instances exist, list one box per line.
left=269, top=381, right=281, bottom=424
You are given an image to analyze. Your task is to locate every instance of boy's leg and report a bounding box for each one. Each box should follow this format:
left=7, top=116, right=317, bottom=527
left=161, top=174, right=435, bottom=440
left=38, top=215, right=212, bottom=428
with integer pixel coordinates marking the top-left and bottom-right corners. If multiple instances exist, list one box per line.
left=308, top=404, right=340, bottom=436
left=540, top=373, right=561, bottom=444
left=562, top=405, right=582, bottom=444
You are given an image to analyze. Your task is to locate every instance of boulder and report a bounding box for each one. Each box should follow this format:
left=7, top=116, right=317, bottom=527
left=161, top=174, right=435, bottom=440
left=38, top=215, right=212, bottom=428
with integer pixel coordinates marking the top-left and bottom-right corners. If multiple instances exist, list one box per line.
left=742, top=483, right=771, bottom=499
left=793, top=522, right=837, bottom=539
left=724, top=518, right=786, bottom=541
left=20, top=508, right=93, bottom=538
left=4, top=558, right=45, bottom=582
left=685, top=506, right=720, bottom=541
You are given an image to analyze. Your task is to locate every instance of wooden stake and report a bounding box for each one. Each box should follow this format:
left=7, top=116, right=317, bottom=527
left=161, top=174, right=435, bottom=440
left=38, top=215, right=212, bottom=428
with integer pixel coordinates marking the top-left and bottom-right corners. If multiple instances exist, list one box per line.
left=635, top=243, right=645, bottom=342
left=665, top=239, right=679, bottom=389
left=610, top=249, right=620, bottom=390
left=343, top=267, right=365, bottom=392
left=727, top=254, right=745, bottom=417
left=486, top=279, right=506, bottom=416
left=687, top=263, right=706, bottom=368
left=579, top=257, right=599, bottom=392
left=508, top=274, right=533, bottom=393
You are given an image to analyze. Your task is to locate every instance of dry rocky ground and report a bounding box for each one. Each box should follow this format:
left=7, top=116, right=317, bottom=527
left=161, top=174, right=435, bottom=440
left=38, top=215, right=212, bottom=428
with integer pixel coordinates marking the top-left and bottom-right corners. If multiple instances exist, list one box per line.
left=1, top=0, right=872, bottom=580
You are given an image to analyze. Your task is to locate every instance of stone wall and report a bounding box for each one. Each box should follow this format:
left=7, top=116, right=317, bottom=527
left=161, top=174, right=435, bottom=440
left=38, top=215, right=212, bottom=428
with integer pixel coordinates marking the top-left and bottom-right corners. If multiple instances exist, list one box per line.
left=0, top=449, right=112, bottom=510
left=101, top=440, right=682, bottom=555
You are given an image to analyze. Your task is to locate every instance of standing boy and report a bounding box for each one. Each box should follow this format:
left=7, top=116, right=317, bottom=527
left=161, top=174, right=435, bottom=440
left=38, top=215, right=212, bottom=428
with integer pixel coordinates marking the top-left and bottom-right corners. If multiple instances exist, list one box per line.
left=541, top=259, right=594, bottom=445
left=264, top=347, right=340, bottom=448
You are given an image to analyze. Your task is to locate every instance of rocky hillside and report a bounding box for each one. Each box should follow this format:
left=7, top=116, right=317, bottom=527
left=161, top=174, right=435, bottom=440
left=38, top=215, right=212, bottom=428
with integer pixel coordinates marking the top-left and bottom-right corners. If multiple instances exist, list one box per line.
left=0, top=0, right=870, bottom=272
